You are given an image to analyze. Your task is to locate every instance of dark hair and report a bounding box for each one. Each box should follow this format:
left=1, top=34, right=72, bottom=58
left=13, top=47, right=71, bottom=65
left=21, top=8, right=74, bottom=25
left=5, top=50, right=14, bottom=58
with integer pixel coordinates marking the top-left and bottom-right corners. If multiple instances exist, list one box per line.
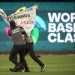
left=10, top=20, right=16, bottom=30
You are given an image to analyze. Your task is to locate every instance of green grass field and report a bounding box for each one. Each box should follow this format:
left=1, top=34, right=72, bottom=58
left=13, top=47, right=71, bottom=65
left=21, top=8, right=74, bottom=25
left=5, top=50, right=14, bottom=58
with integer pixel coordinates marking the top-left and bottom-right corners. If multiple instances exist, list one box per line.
left=0, top=54, right=75, bottom=75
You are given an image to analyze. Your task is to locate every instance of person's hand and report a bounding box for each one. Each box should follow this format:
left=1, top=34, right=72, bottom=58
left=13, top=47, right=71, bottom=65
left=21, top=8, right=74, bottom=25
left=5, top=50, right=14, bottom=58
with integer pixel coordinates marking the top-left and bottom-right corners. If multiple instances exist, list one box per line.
left=0, top=8, right=4, bottom=16
left=32, top=5, right=38, bottom=9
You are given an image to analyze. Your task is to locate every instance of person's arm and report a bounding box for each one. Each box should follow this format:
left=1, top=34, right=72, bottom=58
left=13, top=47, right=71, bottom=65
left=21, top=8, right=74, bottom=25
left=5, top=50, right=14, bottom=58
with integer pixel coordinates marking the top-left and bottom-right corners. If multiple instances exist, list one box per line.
left=8, top=29, right=12, bottom=36
left=20, top=27, right=28, bottom=37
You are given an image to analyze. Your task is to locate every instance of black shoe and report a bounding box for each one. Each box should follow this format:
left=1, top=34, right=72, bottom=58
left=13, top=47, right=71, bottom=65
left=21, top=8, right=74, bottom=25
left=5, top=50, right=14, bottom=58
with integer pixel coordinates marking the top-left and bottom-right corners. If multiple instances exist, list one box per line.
left=16, top=64, right=25, bottom=72
left=9, top=64, right=24, bottom=72
left=41, top=64, right=46, bottom=72
left=25, top=70, right=30, bottom=72
left=9, top=68, right=18, bottom=72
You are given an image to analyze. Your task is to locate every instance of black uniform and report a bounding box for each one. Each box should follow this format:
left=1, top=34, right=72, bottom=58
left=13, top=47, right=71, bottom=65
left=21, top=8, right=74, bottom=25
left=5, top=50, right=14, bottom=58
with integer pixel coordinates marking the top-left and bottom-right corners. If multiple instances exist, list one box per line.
left=21, top=33, right=45, bottom=72
left=9, top=20, right=45, bottom=72
left=9, top=20, right=29, bottom=72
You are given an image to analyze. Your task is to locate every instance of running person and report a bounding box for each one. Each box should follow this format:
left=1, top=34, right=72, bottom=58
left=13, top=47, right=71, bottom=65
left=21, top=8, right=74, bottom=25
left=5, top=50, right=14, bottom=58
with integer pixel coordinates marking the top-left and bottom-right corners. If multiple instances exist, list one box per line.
left=8, top=20, right=29, bottom=72
left=19, top=31, right=45, bottom=72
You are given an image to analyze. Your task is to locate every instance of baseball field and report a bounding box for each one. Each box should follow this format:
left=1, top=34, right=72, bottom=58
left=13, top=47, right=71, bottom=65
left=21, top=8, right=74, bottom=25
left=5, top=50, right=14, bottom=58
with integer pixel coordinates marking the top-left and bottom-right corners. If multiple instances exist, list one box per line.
left=0, top=54, right=75, bottom=75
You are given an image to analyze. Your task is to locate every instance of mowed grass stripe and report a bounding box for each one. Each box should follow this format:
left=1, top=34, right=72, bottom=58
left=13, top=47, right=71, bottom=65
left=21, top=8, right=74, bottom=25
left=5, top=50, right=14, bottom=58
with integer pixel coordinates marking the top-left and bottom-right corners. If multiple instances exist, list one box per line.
left=0, top=54, right=75, bottom=75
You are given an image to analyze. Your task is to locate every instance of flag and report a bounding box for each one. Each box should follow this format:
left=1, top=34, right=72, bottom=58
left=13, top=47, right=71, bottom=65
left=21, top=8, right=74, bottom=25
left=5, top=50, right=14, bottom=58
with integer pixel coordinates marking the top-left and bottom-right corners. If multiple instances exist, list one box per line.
left=9, top=5, right=38, bottom=35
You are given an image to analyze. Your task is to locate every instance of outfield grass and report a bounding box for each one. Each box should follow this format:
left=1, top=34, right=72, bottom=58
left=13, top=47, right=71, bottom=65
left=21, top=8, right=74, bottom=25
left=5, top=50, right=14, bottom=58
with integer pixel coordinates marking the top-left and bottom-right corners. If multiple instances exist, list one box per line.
left=0, top=54, right=75, bottom=75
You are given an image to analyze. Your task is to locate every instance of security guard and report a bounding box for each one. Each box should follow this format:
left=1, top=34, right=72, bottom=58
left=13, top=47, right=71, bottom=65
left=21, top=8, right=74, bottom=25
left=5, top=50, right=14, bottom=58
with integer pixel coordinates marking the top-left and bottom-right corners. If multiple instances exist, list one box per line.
left=9, top=20, right=29, bottom=72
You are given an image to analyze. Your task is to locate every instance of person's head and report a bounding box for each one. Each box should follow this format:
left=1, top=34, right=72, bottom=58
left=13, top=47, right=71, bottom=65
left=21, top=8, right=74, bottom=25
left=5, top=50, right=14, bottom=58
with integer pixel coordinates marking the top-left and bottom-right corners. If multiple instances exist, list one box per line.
left=10, top=20, right=16, bottom=30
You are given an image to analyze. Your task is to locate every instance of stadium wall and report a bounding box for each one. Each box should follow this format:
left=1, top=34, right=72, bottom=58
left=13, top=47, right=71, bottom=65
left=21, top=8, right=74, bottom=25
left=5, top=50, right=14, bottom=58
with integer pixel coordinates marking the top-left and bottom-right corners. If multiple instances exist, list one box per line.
left=0, top=2, right=75, bottom=53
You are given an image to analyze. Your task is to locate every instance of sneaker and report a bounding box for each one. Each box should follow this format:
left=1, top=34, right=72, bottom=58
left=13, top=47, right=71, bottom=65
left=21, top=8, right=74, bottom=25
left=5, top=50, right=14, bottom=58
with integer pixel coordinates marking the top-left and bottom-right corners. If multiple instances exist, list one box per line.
left=9, top=68, right=18, bottom=72
left=9, top=64, right=24, bottom=72
left=25, top=70, right=30, bottom=72
left=16, top=64, right=24, bottom=72
left=41, top=64, right=46, bottom=72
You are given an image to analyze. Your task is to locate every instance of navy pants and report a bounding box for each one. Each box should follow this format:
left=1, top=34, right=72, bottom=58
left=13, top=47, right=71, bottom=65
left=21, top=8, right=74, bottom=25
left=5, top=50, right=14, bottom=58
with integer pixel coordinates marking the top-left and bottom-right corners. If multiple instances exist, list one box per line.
left=9, top=44, right=29, bottom=71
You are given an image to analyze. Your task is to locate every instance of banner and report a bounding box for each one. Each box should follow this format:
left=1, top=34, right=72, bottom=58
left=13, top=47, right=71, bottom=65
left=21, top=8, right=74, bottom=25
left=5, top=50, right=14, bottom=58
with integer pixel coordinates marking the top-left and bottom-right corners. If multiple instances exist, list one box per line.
left=10, top=6, right=37, bottom=35
left=0, top=2, right=75, bottom=52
